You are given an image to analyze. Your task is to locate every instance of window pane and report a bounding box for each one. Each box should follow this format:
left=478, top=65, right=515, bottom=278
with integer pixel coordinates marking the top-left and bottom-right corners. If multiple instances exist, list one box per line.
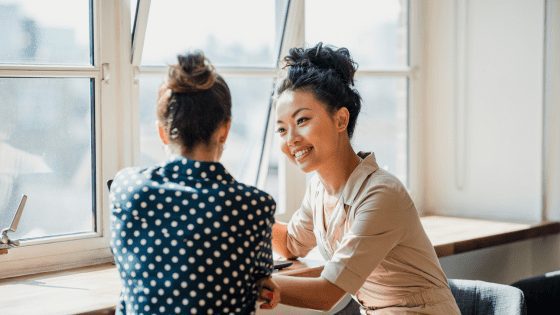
left=305, top=0, right=408, bottom=68
left=0, top=0, right=92, bottom=65
left=142, top=0, right=277, bottom=66
left=139, top=75, right=272, bottom=185
left=0, top=78, right=94, bottom=240
left=352, top=77, right=408, bottom=184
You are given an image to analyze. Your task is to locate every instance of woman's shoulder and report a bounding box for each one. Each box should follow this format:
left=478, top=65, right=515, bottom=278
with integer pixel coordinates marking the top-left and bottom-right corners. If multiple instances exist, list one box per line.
left=351, top=157, right=413, bottom=210
left=369, top=168, right=406, bottom=190
left=229, top=181, right=276, bottom=208
left=224, top=181, right=276, bottom=216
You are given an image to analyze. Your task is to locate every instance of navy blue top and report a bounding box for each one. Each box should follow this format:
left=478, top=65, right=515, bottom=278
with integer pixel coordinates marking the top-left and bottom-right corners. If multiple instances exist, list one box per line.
left=110, top=157, right=276, bottom=314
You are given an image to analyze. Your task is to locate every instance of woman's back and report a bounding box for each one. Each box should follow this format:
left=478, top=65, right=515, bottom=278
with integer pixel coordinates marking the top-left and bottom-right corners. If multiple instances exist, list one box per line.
left=111, top=157, right=275, bottom=314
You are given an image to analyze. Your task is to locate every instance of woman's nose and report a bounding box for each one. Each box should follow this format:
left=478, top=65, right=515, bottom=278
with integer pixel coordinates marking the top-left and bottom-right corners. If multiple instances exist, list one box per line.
left=286, top=128, right=300, bottom=146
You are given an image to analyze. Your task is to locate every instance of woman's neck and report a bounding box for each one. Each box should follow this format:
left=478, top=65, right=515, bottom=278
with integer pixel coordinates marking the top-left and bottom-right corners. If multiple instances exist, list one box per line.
left=316, top=141, right=361, bottom=197
left=172, top=143, right=221, bottom=162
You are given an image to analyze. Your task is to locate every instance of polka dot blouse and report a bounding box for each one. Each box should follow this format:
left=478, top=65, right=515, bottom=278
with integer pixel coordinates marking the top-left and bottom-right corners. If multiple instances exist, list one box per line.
left=109, top=157, right=276, bottom=314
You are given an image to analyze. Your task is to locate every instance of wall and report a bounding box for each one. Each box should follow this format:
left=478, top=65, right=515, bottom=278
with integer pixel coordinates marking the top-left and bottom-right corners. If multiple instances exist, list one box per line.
left=423, top=0, right=560, bottom=283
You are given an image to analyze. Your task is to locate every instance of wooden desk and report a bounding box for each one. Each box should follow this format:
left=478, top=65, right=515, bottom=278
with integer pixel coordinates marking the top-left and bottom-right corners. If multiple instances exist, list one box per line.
left=0, top=216, right=559, bottom=314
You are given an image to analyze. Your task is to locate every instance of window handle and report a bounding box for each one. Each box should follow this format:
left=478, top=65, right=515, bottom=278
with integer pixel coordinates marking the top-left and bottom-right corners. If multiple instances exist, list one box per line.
left=102, top=63, right=110, bottom=83
left=0, top=194, right=27, bottom=249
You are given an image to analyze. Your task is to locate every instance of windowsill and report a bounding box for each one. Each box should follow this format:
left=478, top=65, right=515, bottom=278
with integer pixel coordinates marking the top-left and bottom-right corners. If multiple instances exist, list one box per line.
left=421, top=215, right=560, bottom=257
left=1, top=215, right=559, bottom=314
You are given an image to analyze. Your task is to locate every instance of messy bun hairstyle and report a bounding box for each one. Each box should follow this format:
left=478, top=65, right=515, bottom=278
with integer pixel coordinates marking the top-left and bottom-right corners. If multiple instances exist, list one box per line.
left=276, top=43, right=362, bottom=138
left=157, top=51, right=231, bottom=150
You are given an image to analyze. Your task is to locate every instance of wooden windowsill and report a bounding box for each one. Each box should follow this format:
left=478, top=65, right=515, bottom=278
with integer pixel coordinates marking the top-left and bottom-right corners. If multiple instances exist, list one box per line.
left=0, top=215, right=559, bottom=314
left=422, top=215, right=560, bottom=257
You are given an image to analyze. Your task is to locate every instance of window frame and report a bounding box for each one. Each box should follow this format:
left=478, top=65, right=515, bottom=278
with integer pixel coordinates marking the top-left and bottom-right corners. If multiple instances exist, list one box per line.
left=0, top=0, right=131, bottom=278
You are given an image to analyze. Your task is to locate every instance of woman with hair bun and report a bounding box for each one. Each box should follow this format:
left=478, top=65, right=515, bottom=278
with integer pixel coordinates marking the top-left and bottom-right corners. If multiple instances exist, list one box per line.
left=271, top=43, right=460, bottom=314
left=109, top=51, right=279, bottom=314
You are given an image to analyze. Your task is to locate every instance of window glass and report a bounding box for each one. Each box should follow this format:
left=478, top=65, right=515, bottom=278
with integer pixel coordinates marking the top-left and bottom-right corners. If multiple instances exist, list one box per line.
left=0, top=78, right=94, bottom=240
left=142, top=0, right=276, bottom=66
left=305, top=0, right=408, bottom=68
left=352, top=77, right=408, bottom=184
left=138, top=75, right=272, bottom=185
left=0, top=0, right=92, bottom=65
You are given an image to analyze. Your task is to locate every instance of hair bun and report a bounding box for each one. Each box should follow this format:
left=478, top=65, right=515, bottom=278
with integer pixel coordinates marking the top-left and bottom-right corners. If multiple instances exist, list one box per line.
left=167, top=51, right=217, bottom=93
left=284, top=42, right=357, bottom=86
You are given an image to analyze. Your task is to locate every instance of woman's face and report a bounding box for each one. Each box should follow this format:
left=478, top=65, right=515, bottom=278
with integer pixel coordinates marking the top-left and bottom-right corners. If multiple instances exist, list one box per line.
left=275, top=90, right=343, bottom=173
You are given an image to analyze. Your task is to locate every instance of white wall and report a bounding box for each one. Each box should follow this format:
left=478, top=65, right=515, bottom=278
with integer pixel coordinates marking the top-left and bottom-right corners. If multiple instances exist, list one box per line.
left=544, top=0, right=560, bottom=221
left=423, top=0, right=543, bottom=222
left=423, top=0, right=560, bottom=283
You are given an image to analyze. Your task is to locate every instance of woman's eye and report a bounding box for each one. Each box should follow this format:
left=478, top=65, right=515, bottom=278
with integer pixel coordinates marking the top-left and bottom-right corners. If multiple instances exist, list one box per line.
left=296, top=117, right=309, bottom=125
left=275, top=127, right=286, bottom=134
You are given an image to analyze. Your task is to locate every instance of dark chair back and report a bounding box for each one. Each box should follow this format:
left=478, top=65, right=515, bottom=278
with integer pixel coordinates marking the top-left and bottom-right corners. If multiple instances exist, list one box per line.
left=511, top=271, right=560, bottom=315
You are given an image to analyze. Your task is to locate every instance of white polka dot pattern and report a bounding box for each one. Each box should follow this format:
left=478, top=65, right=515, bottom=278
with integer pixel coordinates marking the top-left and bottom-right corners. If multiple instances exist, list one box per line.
left=110, top=157, right=276, bottom=315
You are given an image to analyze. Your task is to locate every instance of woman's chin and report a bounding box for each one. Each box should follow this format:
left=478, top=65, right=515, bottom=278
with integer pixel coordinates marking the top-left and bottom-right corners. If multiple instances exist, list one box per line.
left=295, top=160, right=317, bottom=174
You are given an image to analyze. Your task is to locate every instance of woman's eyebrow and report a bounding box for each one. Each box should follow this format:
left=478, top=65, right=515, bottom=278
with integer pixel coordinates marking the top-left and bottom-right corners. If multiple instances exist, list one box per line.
left=276, top=107, right=312, bottom=124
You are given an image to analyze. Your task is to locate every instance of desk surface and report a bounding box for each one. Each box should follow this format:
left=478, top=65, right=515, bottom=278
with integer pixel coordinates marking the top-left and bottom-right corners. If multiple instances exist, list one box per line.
left=0, top=215, right=559, bottom=314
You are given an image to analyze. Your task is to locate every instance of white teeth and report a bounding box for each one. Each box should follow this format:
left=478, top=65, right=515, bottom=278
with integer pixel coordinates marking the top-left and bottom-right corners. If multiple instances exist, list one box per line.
left=294, top=148, right=311, bottom=159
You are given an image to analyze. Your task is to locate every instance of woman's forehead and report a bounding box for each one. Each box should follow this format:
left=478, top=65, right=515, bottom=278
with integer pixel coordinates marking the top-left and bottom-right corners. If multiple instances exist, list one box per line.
left=275, top=90, right=326, bottom=117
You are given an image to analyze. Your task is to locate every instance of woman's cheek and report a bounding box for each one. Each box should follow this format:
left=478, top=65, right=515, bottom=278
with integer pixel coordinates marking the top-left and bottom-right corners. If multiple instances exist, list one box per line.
left=280, top=142, right=292, bottom=160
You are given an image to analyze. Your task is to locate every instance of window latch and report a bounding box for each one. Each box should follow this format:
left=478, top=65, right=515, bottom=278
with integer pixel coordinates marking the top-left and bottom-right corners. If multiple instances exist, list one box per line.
left=0, top=194, right=27, bottom=250
left=102, top=63, right=110, bottom=84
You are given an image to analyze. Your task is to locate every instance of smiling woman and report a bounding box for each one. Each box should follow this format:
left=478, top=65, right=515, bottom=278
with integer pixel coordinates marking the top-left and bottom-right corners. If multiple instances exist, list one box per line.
left=271, top=43, right=461, bottom=314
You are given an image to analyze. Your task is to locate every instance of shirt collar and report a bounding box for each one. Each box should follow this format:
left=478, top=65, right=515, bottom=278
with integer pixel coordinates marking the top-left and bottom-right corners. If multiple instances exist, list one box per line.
left=340, top=152, right=379, bottom=205
left=162, top=156, right=234, bottom=183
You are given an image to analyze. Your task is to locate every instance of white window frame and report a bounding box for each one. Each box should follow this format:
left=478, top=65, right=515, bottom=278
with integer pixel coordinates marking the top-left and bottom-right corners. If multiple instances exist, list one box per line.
left=0, top=0, right=133, bottom=278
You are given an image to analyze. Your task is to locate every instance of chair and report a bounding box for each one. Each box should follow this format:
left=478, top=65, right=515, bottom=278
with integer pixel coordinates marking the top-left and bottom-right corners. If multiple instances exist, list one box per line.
left=448, top=279, right=526, bottom=315
left=511, top=271, right=560, bottom=315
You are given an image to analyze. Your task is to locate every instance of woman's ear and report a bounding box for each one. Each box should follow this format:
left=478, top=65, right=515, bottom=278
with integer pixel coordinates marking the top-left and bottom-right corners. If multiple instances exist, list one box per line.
left=218, top=119, right=231, bottom=144
left=334, top=107, right=350, bottom=133
left=156, top=121, right=170, bottom=145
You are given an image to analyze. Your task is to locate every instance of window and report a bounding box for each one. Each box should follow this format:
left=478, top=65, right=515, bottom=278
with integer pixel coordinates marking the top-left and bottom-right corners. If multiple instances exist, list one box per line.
left=137, top=0, right=411, bottom=217
left=136, top=0, right=288, bottom=188
left=268, top=0, right=411, bottom=218
left=0, top=0, right=414, bottom=277
left=304, top=0, right=409, bottom=183
left=0, top=0, right=124, bottom=278
left=0, top=0, right=95, bottom=244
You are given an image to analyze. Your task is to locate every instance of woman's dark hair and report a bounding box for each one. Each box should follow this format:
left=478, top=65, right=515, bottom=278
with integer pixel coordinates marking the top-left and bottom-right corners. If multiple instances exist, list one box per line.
left=157, top=51, right=231, bottom=151
left=276, top=42, right=362, bottom=138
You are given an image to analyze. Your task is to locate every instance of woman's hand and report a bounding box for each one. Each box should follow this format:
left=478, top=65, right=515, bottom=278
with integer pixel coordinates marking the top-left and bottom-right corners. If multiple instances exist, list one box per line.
left=258, top=276, right=281, bottom=309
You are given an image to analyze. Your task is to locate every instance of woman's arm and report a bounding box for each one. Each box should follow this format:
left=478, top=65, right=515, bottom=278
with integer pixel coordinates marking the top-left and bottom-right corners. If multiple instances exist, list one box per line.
left=272, top=274, right=346, bottom=311
left=272, top=222, right=297, bottom=259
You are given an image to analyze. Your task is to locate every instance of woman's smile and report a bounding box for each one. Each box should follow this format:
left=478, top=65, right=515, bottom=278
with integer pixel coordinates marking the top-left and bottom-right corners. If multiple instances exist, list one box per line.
left=293, top=146, right=313, bottom=161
